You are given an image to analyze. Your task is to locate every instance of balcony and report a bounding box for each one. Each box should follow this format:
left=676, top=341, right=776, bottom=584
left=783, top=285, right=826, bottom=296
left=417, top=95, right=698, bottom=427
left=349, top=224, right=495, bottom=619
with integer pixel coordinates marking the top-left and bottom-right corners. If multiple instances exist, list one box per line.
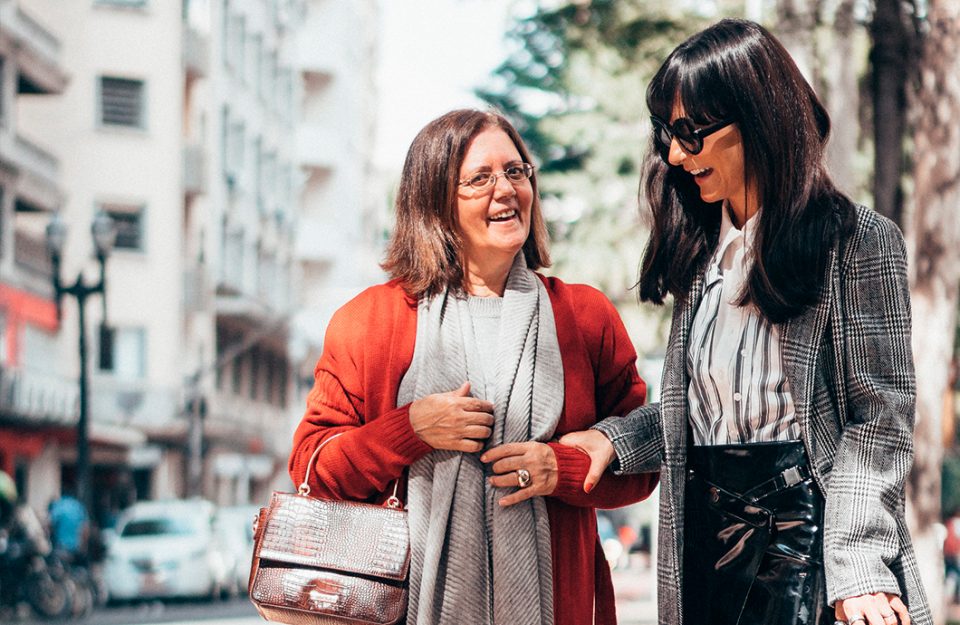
left=183, top=265, right=210, bottom=313
left=209, top=390, right=293, bottom=456
left=182, top=25, right=208, bottom=80
left=0, top=132, right=63, bottom=211
left=88, top=378, right=180, bottom=432
left=14, top=229, right=53, bottom=283
left=183, top=144, right=206, bottom=196
left=0, top=364, right=78, bottom=426
left=296, top=124, right=337, bottom=171
left=0, top=1, right=68, bottom=94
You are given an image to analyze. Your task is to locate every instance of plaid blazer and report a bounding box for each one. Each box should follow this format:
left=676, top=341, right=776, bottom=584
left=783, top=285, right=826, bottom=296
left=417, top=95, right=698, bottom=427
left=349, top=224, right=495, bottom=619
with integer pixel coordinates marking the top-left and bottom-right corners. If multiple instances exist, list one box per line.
left=595, top=206, right=932, bottom=625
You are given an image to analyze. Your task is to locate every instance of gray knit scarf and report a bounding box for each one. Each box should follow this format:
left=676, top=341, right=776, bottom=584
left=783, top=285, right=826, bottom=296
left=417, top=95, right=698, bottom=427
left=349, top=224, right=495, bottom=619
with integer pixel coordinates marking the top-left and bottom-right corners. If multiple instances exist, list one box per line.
left=398, top=254, right=564, bottom=625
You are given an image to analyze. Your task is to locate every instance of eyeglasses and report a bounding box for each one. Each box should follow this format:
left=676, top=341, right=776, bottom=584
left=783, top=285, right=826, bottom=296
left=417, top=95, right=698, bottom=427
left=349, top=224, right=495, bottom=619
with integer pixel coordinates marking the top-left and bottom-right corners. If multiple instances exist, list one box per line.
left=650, top=115, right=734, bottom=158
left=458, top=163, right=535, bottom=191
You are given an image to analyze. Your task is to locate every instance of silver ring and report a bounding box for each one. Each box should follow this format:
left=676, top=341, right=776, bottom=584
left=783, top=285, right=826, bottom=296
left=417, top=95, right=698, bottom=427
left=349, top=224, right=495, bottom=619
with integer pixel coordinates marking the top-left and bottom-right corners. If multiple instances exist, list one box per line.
left=849, top=618, right=867, bottom=625
left=517, top=468, right=531, bottom=488
left=882, top=614, right=897, bottom=622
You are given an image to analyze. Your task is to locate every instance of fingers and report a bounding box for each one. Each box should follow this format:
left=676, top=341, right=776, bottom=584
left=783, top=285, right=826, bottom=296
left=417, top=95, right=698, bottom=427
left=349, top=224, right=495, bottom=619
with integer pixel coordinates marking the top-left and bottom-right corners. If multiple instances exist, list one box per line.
left=889, top=595, right=910, bottom=625
left=583, top=457, right=606, bottom=494
left=837, top=593, right=909, bottom=625
left=479, top=442, right=526, bottom=464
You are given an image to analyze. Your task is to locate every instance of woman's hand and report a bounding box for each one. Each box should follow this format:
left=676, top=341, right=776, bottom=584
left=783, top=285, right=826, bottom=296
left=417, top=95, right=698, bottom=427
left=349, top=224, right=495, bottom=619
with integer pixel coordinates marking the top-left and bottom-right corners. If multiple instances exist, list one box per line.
left=557, top=430, right=616, bottom=493
left=481, top=442, right=558, bottom=506
left=409, top=382, right=494, bottom=452
left=836, top=592, right=910, bottom=625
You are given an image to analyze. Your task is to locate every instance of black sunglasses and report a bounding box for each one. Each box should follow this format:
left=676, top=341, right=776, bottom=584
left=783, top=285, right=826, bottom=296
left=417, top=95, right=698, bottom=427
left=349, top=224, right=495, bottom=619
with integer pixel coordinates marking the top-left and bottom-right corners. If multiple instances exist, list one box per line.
left=650, top=115, right=734, bottom=159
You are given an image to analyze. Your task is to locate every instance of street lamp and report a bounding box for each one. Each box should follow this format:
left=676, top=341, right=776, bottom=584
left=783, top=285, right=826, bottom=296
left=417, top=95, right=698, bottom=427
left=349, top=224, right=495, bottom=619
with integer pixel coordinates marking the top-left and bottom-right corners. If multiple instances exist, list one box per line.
left=45, top=210, right=117, bottom=513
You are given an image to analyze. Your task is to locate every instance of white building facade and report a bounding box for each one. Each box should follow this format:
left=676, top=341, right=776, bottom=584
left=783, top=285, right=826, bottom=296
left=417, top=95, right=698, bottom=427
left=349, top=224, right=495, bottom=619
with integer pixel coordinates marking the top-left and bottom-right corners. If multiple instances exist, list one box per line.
left=9, top=0, right=319, bottom=522
left=293, top=0, right=384, bottom=363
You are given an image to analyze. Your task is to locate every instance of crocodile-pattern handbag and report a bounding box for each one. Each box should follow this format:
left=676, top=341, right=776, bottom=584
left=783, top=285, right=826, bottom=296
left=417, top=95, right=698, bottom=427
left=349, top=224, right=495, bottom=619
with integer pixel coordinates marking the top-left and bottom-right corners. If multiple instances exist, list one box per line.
left=248, top=433, right=409, bottom=625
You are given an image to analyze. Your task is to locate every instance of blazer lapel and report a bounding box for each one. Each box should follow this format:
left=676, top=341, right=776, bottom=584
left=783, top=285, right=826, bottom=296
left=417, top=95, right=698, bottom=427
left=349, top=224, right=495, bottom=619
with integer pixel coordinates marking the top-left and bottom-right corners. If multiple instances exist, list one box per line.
left=662, top=273, right=707, bottom=452
left=780, top=244, right=838, bottom=435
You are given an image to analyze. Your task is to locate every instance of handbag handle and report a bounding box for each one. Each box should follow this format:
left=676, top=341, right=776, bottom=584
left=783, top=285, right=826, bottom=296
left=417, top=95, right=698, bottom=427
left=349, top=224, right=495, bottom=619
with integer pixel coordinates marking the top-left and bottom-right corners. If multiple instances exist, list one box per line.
left=298, top=431, right=403, bottom=510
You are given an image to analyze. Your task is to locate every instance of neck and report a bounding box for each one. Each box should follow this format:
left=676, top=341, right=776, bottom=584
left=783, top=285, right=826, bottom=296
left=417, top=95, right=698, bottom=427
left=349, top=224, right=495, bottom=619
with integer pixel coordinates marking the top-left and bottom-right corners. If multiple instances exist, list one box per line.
left=727, top=188, right=760, bottom=228
left=463, top=254, right=516, bottom=297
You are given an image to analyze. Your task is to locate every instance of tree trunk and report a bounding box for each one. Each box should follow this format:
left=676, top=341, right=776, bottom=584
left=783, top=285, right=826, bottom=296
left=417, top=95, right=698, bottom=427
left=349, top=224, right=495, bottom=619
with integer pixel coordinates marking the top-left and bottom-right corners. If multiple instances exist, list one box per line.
left=773, top=0, right=821, bottom=84
left=870, top=0, right=912, bottom=224
left=906, top=2, right=960, bottom=623
left=821, top=0, right=860, bottom=195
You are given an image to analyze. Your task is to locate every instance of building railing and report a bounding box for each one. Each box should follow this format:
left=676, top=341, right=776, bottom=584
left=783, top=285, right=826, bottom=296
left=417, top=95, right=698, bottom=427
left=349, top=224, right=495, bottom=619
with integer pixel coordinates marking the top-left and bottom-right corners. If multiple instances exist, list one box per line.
left=0, top=364, right=78, bottom=425
left=182, top=25, right=208, bottom=79
left=183, top=144, right=206, bottom=195
left=16, top=134, right=59, bottom=180
left=0, top=2, right=62, bottom=60
left=14, top=230, right=53, bottom=280
left=210, top=390, right=295, bottom=456
left=89, top=378, right=180, bottom=428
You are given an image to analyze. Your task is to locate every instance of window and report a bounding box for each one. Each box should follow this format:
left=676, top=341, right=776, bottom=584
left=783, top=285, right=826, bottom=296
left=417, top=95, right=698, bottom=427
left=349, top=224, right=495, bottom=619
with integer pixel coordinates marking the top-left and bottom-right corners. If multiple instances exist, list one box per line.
left=99, top=76, right=145, bottom=128
left=99, top=326, right=146, bottom=380
left=100, top=203, right=144, bottom=251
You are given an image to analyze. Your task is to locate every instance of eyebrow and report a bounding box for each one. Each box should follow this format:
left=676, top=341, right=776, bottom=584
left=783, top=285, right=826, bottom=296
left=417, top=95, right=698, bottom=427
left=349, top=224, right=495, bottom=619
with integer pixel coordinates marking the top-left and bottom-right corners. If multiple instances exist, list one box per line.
left=461, top=159, right=524, bottom=173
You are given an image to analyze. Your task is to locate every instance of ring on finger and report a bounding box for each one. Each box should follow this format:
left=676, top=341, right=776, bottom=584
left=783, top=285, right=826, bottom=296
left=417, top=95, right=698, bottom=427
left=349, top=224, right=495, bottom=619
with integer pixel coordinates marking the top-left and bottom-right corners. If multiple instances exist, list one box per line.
left=881, top=614, right=897, bottom=622
left=849, top=618, right=867, bottom=625
left=517, top=468, right=532, bottom=488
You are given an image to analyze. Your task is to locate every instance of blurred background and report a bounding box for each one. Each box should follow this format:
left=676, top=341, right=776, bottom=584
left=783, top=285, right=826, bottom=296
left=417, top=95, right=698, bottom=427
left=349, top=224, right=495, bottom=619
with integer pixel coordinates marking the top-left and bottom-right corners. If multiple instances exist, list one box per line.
left=0, top=0, right=958, bottom=623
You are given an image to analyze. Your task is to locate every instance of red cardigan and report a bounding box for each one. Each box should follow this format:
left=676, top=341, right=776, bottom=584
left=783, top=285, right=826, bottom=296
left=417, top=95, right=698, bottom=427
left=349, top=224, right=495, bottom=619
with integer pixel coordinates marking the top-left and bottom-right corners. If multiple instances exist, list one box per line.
left=289, top=276, right=658, bottom=625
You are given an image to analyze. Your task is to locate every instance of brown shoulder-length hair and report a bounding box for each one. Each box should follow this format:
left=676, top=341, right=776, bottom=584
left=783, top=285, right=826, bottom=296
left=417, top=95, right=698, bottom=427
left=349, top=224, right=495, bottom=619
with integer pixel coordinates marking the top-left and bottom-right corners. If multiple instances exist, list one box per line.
left=381, top=109, right=551, bottom=299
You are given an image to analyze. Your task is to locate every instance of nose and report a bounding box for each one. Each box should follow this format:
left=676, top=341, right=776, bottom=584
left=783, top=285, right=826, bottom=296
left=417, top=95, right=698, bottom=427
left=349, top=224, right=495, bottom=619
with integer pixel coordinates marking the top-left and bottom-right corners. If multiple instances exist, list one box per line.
left=667, top=138, right=688, bottom=167
left=492, top=172, right=517, bottom=198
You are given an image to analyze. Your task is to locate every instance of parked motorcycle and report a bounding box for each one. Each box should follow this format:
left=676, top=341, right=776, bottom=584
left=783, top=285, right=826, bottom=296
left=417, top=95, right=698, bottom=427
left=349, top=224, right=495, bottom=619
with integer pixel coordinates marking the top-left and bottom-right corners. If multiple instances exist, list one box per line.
left=0, top=504, right=72, bottom=619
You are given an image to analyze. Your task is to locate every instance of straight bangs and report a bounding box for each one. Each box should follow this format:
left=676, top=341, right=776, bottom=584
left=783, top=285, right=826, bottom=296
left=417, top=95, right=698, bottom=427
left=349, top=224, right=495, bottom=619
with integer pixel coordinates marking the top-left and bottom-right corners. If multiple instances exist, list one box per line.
left=646, top=42, right=736, bottom=126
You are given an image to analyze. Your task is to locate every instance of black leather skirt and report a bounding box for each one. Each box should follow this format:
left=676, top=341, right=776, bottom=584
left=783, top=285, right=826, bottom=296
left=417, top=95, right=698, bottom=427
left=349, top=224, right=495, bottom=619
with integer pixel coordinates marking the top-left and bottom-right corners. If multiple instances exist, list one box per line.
left=682, top=440, right=833, bottom=625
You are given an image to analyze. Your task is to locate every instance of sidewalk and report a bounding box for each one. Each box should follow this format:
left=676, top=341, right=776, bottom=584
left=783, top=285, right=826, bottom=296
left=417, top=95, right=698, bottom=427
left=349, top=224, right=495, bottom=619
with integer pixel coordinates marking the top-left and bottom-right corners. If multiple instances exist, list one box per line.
left=612, top=564, right=657, bottom=625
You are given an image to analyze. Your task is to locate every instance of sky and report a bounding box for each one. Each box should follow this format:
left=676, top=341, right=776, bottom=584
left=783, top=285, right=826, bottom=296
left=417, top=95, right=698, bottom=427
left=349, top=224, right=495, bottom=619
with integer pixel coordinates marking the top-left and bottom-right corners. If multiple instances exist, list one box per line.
left=373, top=0, right=516, bottom=171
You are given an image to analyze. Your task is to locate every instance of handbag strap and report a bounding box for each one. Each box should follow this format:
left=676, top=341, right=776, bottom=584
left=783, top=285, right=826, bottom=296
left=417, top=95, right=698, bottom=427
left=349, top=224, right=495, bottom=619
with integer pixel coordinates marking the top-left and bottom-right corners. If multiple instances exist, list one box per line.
left=298, top=431, right=403, bottom=510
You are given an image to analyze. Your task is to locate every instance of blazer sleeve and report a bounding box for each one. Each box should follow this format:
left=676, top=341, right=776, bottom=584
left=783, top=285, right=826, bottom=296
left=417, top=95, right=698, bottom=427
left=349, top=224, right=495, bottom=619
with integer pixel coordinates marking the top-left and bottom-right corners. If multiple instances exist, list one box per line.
left=592, top=403, right=664, bottom=475
left=549, top=287, right=659, bottom=508
left=823, top=215, right=916, bottom=603
left=288, top=297, right=432, bottom=502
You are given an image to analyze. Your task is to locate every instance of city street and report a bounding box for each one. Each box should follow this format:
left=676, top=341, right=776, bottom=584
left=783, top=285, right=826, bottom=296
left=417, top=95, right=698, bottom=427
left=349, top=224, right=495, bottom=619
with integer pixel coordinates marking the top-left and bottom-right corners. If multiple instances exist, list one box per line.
left=12, top=567, right=658, bottom=625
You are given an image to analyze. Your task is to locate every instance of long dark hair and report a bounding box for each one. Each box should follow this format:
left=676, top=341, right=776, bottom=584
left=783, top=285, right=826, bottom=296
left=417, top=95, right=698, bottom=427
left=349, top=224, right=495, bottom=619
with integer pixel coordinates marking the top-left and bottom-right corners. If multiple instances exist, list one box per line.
left=638, top=18, right=855, bottom=322
left=382, top=109, right=551, bottom=298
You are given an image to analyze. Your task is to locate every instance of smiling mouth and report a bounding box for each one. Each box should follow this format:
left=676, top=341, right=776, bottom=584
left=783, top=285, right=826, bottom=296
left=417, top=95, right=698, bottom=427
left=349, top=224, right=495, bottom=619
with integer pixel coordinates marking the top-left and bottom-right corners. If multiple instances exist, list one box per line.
left=689, top=167, right=713, bottom=178
left=489, top=209, right=517, bottom=222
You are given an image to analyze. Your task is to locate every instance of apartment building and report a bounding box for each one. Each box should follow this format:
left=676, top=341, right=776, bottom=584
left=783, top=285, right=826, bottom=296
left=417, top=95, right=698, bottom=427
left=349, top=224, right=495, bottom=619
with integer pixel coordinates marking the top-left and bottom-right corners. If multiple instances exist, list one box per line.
left=293, top=0, right=383, bottom=360
left=0, top=0, right=71, bottom=509
left=9, top=0, right=310, bottom=521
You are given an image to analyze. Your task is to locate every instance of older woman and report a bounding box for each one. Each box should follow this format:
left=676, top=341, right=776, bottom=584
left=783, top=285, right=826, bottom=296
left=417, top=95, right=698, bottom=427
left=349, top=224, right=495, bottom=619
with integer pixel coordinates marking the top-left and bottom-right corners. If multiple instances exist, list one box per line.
left=289, top=109, right=657, bottom=625
left=561, top=18, right=931, bottom=625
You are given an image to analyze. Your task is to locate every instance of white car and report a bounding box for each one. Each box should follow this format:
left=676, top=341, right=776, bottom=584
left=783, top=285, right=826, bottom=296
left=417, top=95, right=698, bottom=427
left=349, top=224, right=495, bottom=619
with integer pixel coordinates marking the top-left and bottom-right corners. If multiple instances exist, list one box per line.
left=214, top=504, right=260, bottom=594
left=103, top=499, right=231, bottom=601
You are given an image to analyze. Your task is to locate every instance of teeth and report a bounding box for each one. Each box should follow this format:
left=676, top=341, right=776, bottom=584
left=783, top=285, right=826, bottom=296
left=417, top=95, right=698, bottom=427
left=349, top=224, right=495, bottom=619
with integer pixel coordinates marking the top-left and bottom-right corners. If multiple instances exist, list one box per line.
left=490, top=209, right=516, bottom=221
left=690, top=168, right=709, bottom=175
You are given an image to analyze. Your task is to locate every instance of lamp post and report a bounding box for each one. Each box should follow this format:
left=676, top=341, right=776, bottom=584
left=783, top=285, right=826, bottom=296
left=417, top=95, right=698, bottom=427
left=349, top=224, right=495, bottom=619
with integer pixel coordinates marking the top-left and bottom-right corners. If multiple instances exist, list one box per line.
left=45, top=211, right=116, bottom=513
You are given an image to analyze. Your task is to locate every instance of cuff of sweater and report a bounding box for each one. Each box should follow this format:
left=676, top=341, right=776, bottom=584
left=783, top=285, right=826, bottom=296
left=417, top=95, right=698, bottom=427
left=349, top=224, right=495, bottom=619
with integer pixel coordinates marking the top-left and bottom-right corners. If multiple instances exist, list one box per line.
left=547, top=442, right=590, bottom=497
left=364, top=404, right=433, bottom=461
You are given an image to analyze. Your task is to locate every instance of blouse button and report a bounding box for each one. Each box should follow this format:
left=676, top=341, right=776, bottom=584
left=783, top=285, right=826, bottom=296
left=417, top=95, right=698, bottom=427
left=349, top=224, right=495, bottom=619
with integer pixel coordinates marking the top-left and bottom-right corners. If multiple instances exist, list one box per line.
left=733, top=392, right=742, bottom=402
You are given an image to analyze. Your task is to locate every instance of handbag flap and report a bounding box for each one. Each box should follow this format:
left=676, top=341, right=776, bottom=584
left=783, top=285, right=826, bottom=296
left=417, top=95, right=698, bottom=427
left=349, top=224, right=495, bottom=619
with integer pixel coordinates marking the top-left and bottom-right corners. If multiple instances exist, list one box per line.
left=257, top=491, right=409, bottom=582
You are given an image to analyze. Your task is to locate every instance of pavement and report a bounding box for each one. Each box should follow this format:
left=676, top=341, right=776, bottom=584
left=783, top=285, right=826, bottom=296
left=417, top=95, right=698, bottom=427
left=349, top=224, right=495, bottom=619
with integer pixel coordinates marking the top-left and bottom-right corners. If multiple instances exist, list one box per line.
left=612, top=563, right=657, bottom=625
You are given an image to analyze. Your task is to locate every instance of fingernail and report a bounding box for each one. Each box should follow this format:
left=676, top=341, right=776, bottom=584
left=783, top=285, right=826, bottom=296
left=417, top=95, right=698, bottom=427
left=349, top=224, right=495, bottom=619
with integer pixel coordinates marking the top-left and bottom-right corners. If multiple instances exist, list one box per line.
left=479, top=454, right=488, bottom=462
left=584, top=483, right=594, bottom=493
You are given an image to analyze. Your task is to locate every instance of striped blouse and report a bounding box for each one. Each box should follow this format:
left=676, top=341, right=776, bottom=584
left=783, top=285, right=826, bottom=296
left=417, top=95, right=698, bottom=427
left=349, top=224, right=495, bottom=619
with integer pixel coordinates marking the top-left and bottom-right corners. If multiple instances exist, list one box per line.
left=686, top=204, right=799, bottom=445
